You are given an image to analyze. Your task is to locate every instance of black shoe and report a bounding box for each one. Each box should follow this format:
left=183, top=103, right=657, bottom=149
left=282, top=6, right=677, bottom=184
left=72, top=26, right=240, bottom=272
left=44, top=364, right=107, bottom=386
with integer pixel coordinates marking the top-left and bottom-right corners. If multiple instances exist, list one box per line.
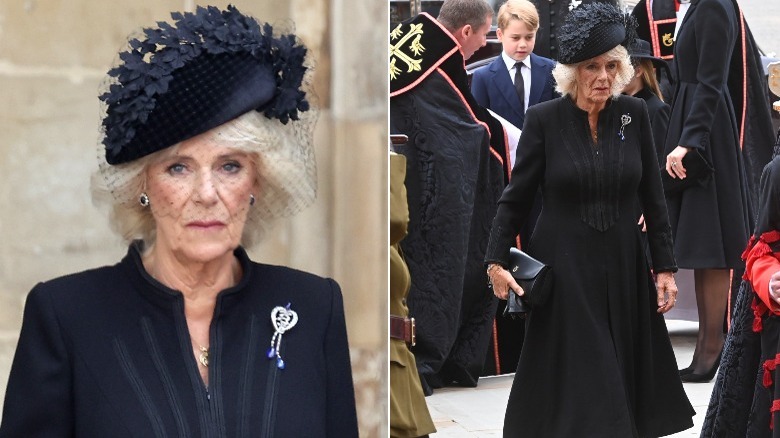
left=678, top=366, right=692, bottom=376
left=680, top=351, right=722, bottom=383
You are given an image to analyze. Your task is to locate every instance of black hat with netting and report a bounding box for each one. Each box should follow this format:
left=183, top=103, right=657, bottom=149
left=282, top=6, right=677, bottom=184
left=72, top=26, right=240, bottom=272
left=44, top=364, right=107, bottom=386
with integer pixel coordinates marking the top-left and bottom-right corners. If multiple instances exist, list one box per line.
left=100, top=5, right=310, bottom=165
left=557, top=2, right=637, bottom=65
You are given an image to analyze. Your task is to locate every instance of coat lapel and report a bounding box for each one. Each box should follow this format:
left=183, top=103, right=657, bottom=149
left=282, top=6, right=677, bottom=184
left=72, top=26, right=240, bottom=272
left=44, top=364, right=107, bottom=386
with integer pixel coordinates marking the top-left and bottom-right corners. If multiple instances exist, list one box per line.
left=528, top=54, right=546, bottom=108
left=490, top=57, right=524, bottom=125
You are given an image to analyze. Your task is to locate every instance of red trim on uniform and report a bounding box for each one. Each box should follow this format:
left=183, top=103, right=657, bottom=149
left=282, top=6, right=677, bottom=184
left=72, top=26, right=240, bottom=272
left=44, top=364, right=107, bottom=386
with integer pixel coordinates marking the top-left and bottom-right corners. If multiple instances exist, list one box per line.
left=492, top=319, right=501, bottom=374
left=646, top=1, right=658, bottom=57
left=771, top=399, right=780, bottom=429
left=502, top=125, right=512, bottom=180
left=490, top=147, right=504, bottom=164
left=738, top=7, right=748, bottom=150
left=436, top=67, right=492, bottom=139
left=728, top=269, right=734, bottom=330
left=645, top=3, right=676, bottom=59
left=763, top=354, right=780, bottom=387
left=753, top=297, right=766, bottom=333
left=390, top=46, right=460, bottom=98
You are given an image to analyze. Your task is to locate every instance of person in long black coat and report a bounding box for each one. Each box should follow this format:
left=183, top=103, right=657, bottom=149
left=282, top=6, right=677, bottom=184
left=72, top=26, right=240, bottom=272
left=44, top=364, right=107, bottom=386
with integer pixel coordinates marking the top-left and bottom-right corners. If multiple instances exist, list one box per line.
left=701, top=151, right=780, bottom=437
left=0, top=6, right=358, bottom=437
left=390, top=0, right=509, bottom=394
left=484, top=4, right=694, bottom=436
left=662, top=0, right=774, bottom=382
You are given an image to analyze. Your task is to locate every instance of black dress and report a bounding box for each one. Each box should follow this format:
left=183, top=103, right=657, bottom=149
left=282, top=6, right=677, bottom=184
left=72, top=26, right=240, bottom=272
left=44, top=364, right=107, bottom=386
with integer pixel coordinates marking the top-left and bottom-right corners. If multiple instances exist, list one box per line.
left=0, top=244, right=358, bottom=437
left=663, top=0, right=751, bottom=269
left=485, top=95, right=694, bottom=437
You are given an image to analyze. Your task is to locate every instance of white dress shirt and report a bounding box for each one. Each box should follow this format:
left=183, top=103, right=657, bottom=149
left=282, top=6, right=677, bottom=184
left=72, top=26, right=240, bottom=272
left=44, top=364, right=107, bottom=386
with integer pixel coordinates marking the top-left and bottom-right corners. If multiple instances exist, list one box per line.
left=502, top=51, right=531, bottom=113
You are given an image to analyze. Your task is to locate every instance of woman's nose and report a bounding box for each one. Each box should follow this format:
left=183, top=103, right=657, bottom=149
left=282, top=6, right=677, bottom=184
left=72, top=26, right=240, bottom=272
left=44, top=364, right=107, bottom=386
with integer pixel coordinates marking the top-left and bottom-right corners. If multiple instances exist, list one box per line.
left=193, top=171, right=219, bottom=203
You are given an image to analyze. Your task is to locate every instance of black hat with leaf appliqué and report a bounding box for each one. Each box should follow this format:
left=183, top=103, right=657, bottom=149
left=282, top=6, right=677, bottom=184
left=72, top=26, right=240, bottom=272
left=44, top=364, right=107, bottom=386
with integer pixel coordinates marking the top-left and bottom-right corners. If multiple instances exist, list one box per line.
left=100, top=5, right=310, bottom=165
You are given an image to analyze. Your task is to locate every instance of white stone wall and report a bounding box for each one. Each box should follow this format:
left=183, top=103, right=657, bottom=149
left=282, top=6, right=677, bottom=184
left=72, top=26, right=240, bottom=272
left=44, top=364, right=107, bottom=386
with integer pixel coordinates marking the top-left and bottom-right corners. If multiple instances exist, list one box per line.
left=0, top=0, right=387, bottom=436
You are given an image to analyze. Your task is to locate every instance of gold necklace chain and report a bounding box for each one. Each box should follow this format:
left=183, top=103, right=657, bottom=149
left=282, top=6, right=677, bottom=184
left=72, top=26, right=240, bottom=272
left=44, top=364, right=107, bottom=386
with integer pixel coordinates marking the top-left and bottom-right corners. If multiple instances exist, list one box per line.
left=198, top=345, right=209, bottom=367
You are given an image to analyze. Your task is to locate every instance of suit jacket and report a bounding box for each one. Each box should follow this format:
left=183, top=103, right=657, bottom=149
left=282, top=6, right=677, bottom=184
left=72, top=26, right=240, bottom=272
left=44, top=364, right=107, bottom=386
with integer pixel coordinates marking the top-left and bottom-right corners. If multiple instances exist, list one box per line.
left=471, top=53, right=556, bottom=131
left=0, top=244, right=358, bottom=438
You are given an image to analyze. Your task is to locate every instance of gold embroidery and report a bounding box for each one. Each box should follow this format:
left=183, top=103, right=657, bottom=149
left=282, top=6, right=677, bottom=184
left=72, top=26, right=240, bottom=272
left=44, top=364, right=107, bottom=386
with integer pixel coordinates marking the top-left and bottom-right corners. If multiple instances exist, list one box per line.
left=662, top=33, right=674, bottom=47
left=390, top=23, right=425, bottom=81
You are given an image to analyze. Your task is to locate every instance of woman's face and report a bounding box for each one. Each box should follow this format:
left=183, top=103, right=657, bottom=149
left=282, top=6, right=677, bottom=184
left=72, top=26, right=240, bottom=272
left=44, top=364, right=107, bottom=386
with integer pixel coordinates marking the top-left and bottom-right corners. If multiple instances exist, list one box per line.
left=622, top=63, right=644, bottom=96
left=145, top=132, right=257, bottom=263
left=575, top=53, right=620, bottom=106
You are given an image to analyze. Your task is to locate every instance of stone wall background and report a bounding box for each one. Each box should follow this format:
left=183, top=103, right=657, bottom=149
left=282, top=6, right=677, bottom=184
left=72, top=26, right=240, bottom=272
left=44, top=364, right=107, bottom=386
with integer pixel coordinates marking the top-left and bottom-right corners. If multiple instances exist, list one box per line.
left=0, top=0, right=388, bottom=436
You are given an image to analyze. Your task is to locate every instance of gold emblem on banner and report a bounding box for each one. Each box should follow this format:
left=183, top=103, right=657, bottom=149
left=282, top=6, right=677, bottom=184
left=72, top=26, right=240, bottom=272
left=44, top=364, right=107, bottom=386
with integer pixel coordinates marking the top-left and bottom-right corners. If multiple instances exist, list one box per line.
left=662, top=33, right=674, bottom=47
left=390, top=23, right=426, bottom=81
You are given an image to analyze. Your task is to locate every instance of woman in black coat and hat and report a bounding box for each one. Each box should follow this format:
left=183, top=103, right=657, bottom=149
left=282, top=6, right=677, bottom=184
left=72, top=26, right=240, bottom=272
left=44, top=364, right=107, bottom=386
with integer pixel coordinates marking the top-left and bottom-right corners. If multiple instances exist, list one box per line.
left=662, top=0, right=774, bottom=383
left=0, top=6, right=358, bottom=437
left=484, top=3, right=694, bottom=436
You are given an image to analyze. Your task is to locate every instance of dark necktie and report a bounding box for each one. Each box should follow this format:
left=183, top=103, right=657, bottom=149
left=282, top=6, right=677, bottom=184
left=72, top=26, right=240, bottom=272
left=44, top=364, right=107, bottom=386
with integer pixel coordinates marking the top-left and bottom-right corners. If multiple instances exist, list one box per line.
left=514, top=62, right=525, bottom=112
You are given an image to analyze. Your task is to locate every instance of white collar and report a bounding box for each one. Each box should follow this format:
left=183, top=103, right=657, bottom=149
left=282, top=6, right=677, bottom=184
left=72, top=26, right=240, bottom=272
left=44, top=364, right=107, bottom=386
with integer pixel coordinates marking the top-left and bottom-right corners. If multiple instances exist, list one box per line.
left=502, top=51, right=530, bottom=71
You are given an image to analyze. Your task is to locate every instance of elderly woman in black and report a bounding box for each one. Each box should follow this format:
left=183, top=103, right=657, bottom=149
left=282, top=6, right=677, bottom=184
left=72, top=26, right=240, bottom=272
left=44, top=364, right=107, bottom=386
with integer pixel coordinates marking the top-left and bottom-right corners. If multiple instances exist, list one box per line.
left=0, top=6, right=358, bottom=437
left=485, top=3, right=694, bottom=437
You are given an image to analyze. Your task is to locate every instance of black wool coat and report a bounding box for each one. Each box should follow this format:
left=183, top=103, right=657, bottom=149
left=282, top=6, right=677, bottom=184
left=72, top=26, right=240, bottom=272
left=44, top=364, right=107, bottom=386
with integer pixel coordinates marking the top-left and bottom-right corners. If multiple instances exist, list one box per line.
left=0, top=245, right=358, bottom=437
left=485, top=95, right=694, bottom=437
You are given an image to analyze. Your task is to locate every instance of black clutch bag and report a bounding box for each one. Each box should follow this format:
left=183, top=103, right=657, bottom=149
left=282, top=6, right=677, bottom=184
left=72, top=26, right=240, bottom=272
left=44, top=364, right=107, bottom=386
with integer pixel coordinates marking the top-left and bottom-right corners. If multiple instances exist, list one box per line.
left=502, top=247, right=553, bottom=318
left=661, top=148, right=714, bottom=193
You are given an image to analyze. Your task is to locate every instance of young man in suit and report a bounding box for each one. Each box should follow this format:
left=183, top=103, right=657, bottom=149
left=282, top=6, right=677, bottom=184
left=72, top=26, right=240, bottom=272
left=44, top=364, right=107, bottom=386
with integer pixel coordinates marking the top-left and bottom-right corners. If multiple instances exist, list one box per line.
left=470, top=0, right=556, bottom=376
left=471, top=0, right=556, bottom=137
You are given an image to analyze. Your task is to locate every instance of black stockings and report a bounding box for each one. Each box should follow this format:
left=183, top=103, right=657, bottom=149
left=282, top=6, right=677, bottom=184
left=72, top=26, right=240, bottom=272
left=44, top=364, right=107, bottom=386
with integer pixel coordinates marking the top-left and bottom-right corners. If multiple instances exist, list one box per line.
left=686, top=268, right=729, bottom=374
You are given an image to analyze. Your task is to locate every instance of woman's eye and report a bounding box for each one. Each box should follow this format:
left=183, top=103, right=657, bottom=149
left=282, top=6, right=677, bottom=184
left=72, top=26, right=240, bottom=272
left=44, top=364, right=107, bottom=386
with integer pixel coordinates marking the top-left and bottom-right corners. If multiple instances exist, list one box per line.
left=222, top=162, right=242, bottom=173
left=167, top=163, right=186, bottom=174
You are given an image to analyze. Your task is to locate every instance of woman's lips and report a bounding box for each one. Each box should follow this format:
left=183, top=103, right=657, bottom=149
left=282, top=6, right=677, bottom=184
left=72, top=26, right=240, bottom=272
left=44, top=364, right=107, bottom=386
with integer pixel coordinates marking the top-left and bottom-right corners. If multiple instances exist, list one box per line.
left=188, top=221, right=225, bottom=229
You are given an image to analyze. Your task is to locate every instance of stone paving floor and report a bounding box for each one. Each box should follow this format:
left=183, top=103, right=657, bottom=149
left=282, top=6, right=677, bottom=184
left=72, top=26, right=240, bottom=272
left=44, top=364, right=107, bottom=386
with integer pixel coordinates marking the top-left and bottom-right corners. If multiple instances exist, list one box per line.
left=426, top=320, right=711, bottom=437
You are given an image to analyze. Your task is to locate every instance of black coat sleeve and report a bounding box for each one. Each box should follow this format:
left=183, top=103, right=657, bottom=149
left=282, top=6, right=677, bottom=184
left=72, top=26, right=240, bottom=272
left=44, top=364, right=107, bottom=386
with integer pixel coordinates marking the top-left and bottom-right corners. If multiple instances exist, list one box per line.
left=0, top=285, right=74, bottom=437
left=637, top=100, right=677, bottom=272
left=649, top=99, right=671, bottom=164
left=678, top=0, right=736, bottom=150
left=485, top=104, right=547, bottom=266
left=324, top=279, right=359, bottom=437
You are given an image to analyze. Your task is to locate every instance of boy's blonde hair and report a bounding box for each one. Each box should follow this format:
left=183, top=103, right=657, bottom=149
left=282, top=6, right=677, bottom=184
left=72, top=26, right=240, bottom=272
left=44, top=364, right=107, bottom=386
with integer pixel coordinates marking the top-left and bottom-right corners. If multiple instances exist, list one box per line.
left=497, top=0, right=539, bottom=32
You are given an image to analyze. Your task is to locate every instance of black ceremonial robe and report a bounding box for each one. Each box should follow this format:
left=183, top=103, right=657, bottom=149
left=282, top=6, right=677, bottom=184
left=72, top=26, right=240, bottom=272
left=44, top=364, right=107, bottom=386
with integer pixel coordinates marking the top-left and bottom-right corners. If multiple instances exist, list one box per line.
left=390, top=13, right=508, bottom=392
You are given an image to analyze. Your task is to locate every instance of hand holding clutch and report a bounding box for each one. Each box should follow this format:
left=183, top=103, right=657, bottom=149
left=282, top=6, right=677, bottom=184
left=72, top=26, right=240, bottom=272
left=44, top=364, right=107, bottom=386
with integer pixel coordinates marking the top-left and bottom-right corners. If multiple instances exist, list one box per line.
left=662, top=147, right=714, bottom=193
left=500, top=248, right=553, bottom=318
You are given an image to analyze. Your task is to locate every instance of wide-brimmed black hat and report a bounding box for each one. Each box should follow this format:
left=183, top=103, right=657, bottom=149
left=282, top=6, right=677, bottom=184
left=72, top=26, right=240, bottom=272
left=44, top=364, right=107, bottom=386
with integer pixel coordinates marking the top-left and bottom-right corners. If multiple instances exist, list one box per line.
left=557, top=3, right=637, bottom=65
left=627, top=38, right=671, bottom=78
left=99, top=5, right=310, bottom=165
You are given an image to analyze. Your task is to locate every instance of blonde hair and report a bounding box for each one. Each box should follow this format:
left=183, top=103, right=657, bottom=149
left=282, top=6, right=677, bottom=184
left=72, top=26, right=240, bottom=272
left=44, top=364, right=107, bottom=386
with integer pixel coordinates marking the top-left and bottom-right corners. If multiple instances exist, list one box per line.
left=497, top=0, right=540, bottom=32
left=552, top=45, right=634, bottom=99
left=91, top=110, right=317, bottom=249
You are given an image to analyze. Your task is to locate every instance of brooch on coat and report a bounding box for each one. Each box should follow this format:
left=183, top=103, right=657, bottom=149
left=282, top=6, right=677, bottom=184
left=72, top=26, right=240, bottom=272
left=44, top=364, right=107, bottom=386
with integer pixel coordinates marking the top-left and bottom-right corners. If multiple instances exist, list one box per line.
left=267, top=303, right=298, bottom=369
left=618, top=113, right=632, bottom=141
